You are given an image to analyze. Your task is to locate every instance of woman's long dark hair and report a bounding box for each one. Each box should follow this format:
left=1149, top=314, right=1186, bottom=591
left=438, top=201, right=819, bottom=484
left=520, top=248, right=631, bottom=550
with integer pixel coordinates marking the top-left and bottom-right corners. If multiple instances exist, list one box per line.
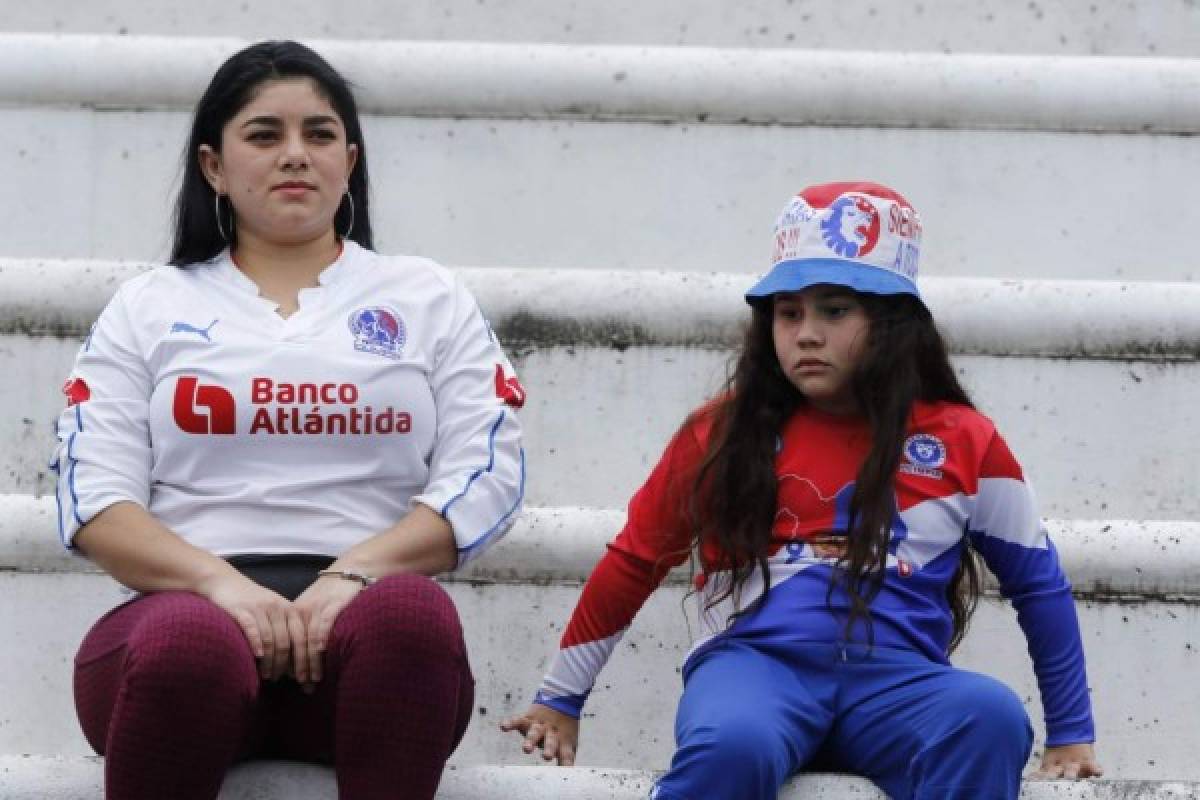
left=690, top=291, right=982, bottom=654
left=170, top=41, right=372, bottom=266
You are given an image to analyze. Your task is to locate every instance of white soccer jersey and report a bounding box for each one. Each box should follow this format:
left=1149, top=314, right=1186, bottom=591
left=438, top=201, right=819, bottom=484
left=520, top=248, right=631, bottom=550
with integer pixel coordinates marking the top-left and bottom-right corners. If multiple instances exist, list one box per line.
left=51, top=241, right=525, bottom=565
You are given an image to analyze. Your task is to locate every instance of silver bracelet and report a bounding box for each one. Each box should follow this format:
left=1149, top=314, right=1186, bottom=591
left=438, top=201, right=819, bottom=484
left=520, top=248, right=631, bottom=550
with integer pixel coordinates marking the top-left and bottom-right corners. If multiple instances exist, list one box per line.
left=317, top=569, right=375, bottom=587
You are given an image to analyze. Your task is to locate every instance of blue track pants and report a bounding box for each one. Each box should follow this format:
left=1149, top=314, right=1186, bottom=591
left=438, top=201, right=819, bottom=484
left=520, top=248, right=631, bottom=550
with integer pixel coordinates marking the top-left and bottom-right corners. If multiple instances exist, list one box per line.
left=651, top=640, right=1033, bottom=800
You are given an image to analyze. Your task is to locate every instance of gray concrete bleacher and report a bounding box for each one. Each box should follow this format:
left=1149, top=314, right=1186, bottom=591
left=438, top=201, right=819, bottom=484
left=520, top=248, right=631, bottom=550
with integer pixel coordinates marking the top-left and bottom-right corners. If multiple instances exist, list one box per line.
left=2, top=261, right=1198, bottom=796
left=2, top=5, right=1199, bottom=796
left=6, top=757, right=1200, bottom=799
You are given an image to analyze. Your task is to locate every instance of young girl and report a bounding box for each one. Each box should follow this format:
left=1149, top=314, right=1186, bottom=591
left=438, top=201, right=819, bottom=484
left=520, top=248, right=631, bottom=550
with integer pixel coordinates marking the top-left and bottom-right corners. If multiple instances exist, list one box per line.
left=503, top=182, right=1100, bottom=799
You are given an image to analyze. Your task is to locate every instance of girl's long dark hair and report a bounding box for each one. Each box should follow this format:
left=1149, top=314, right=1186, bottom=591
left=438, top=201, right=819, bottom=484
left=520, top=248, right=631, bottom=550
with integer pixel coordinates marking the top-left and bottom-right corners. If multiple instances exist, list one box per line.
left=690, top=291, right=982, bottom=653
left=170, top=41, right=372, bottom=266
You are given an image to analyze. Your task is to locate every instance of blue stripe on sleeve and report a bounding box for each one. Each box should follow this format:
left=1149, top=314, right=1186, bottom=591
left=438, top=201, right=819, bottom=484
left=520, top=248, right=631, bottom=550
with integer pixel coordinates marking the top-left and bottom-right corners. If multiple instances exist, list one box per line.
left=54, top=462, right=67, bottom=547
left=66, top=433, right=84, bottom=528
left=49, top=416, right=67, bottom=546
left=48, top=417, right=62, bottom=474
left=440, top=410, right=505, bottom=517
left=457, top=447, right=526, bottom=560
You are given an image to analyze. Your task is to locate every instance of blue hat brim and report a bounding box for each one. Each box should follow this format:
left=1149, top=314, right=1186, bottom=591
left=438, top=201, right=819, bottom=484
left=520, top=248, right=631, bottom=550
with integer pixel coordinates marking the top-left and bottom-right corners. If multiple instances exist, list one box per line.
left=744, top=259, right=920, bottom=306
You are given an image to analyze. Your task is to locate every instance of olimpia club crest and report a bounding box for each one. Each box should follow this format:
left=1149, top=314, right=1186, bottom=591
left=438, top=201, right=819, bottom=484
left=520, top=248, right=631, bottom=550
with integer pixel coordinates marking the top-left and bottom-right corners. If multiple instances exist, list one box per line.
left=349, top=307, right=406, bottom=359
left=820, top=195, right=882, bottom=258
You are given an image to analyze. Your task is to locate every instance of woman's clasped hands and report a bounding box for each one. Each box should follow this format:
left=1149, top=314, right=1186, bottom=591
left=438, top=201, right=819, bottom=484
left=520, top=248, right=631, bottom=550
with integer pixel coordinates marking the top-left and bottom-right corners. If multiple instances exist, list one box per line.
left=198, top=568, right=365, bottom=689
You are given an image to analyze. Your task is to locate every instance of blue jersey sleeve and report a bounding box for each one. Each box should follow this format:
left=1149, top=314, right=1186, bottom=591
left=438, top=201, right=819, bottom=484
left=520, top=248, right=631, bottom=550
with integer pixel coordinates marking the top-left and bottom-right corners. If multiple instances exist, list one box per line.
left=966, top=433, right=1095, bottom=746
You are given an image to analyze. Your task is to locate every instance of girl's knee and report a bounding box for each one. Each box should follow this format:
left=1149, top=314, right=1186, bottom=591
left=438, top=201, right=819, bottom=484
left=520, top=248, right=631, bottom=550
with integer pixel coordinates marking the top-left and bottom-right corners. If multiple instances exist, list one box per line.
left=904, top=680, right=1030, bottom=800
left=679, top=712, right=794, bottom=781
left=662, top=714, right=793, bottom=800
left=968, top=678, right=1031, bottom=741
left=932, top=676, right=1032, bottom=762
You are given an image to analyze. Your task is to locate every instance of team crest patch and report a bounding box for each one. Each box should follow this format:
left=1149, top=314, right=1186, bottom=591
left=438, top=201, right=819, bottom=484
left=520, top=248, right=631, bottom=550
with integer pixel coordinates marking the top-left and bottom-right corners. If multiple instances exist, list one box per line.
left=900, top=433, right=946, bottom=478
left=820, top=195, right=881, bottom=258
left=349, top=307, right=406, bottom=359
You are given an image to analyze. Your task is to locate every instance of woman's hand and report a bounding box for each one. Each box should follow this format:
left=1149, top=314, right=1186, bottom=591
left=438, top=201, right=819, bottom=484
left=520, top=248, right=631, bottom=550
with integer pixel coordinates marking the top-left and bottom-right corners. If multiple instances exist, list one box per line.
left=291, top=573, right=365, bottom=690
left=1032, top=743, right=1103, bottom=780
left=283, top=504, right=455, bottom=689
left=198, top=570, right=304, bottom=681
left=500, top=704, right=579, bottom=766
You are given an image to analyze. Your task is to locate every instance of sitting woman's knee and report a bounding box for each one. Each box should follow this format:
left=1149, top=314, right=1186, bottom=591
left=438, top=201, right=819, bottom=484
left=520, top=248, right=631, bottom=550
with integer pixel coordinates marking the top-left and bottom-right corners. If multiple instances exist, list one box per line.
left=125, top=594, right=257, bottom=694
left=338, top=573, right=465, bottom=657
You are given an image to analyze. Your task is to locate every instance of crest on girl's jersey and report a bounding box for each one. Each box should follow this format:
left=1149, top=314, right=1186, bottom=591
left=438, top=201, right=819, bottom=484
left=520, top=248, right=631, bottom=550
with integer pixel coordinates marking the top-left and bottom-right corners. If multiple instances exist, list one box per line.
left=348, top=307, right=406, bottom=359
left=901, top=433, right=947, bottom=478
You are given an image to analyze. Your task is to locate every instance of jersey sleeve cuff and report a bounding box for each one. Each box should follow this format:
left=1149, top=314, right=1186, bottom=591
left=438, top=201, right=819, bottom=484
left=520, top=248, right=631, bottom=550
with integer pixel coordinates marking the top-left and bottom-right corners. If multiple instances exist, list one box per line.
left=412, top=447, right=526, bottom=567
left=1045, top=720, right=1096, bottom=748
left=58, top=494, right=146, bottom=549
left=533, top=688, right=588, bottom=720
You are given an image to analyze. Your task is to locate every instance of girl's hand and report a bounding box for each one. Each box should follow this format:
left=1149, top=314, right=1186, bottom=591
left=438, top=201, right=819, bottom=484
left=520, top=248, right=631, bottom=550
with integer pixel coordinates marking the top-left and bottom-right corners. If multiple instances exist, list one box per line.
left=500, top=704, right=579, bottom=766
left=291, top=573, right=365, bottom=689
left=1033, top=743, right=1103, bottom=780
left=198, top=570, right=304, bottom=682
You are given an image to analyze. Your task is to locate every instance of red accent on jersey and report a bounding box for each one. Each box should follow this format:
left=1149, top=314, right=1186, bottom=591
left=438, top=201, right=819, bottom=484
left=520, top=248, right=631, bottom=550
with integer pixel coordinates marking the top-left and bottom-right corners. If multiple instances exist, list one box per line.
left=62, top=378, right=91, bottom=407
left=494, top=363, right=526, bottom=409
left=173, top=376, right=237, bottom=435
left=979, top=432, right=1025, bottom=481
left=557, top=420, right=702, bottom=649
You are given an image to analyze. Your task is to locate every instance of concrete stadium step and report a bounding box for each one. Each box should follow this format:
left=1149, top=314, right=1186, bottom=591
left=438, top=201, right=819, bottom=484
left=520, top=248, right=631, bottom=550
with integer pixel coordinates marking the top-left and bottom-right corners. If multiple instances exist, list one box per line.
left=4, top=0, right=1198, bottom=56
left=1, top=34, right=1198, bottom=281
left=4, top=258, right=1199, bottom=517
left=4, top=757, right=1199, bottom=799
left=8, top=496, right=1200, bottom=596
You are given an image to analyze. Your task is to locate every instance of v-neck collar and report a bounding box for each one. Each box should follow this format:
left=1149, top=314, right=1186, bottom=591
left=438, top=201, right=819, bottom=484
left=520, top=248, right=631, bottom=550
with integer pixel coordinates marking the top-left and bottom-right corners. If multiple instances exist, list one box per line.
left=209, top=241, right=358, bottom=316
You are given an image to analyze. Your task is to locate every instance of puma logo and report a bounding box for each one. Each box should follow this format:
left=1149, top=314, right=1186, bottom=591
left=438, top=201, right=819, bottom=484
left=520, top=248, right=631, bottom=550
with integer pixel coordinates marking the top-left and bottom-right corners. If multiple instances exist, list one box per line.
left=170, top=319, right=219, bottom=342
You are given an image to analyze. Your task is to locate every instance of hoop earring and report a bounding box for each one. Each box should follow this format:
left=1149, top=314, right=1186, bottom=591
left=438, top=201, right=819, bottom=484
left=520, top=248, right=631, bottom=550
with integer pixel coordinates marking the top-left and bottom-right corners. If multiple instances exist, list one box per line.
left=341, top=191, right=355, bottom=239
left=214, top=193, right=229, bottom=243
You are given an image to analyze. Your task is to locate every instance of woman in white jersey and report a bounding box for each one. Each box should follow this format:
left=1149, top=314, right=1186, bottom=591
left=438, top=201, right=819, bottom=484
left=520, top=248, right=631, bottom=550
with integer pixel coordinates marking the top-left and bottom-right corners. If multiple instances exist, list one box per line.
left=52, top=40, right=525, bottom=800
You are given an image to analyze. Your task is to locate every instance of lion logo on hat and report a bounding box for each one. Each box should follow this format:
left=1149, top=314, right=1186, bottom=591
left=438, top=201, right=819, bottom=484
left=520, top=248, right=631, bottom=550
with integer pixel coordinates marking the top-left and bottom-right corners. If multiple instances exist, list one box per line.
left=820, top=195, right=881, bottom=258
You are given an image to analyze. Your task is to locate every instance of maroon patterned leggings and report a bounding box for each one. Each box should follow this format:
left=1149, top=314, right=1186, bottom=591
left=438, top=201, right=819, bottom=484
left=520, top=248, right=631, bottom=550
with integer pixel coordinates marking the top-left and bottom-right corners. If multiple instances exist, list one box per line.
left=73, top=573, right=474, bottom=800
